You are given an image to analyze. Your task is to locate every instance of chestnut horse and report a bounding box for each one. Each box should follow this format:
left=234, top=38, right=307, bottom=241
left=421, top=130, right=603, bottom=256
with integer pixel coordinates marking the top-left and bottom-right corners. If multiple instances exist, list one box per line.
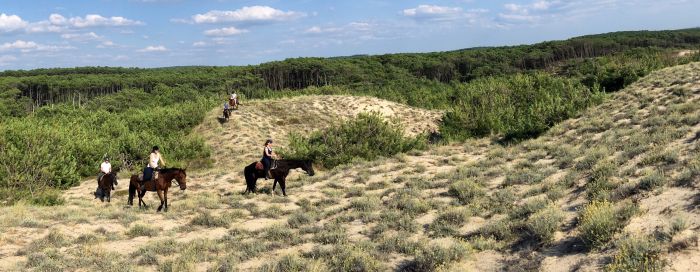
left=243, top=159, right=314, bottom=196
left=128, top=168, right=187, bottom=212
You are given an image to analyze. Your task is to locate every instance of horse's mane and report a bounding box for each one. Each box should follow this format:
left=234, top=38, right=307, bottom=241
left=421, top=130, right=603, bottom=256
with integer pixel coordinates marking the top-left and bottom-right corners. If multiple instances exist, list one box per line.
left=158, top=168, right=185, bottom=174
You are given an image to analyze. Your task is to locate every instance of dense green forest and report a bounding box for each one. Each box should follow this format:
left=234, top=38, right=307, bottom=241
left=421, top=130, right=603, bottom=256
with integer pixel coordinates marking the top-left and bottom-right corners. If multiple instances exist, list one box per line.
left=1, top=28, right=700, bottom=204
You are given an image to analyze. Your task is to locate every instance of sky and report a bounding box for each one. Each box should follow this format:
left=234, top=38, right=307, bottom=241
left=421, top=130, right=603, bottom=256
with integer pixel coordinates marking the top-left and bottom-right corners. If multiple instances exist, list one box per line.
left=0, top=0, right=699, bottom=70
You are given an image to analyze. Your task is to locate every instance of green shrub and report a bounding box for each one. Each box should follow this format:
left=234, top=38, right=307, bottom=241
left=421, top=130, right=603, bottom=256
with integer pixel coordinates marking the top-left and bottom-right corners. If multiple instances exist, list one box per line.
left=441, top=73, right=603, bottom=140
left=509, top=197, right=550, bottom=219
left=448, top=179, right=485, bottom=204
left=126, top=224, right=159, bottom=238
left=284, top=113, right=426, bottom=168
left=411, top=243, right=469, bottom=271
left=428, top=208, right=470, bottom=237
left=638, top=170, right=666, bottom=191
left=578, top=200, right=637, bottom=249
left=526, top=206, right=565, bottom=243
left=606, top=236, right=665, bottom=272
left=259, top=254, right=327, bottom=272
left=287, top=211, right=318, bottom=228
left=190, top=212, right=231, bottom=228
left=350, top=196, right=380, bottom=212
left=324, top=244, right=384, bottom=272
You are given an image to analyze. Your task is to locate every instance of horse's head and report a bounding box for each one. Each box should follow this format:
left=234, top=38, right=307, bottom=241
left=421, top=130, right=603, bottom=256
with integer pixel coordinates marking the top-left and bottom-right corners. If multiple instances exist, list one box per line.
left=175, top=169, right=187, bottom=190
left=302, top=160, right=315, bottom=176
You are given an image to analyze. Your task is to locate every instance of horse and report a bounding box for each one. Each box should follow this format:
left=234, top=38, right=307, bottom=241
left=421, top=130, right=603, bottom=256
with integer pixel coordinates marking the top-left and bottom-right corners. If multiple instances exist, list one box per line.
left=223, top=108, right=230, bottom=120
left=243, top=159, right=314, bottom=196
left=95, top=171, right=118, bottom=202
left=229, top=98, right=239, bottom=110
left=127, top=168, right=187, bottom=212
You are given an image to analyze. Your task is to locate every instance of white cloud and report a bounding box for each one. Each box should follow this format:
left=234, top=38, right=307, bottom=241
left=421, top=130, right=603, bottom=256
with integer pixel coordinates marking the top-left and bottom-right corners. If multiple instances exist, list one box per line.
left=402, top=5, right=463, bottom=21
left=0, top=13, right=28, bottom=32
left=0, top=40, right=73, bottom=53
left=304, top=26, right=342, bottom=34
left=138, top=45, right=168, bottom=52
left=61, top=32, right=102, bottom=41
left=17, top=13, right=143, bottom=33
left=192, top=6, right=305, bottom=24
left=64, top=14, right=143, bottom=28
left=204, top=26, right=248, bottom=36
left=192, top=41, right=207, bottom=47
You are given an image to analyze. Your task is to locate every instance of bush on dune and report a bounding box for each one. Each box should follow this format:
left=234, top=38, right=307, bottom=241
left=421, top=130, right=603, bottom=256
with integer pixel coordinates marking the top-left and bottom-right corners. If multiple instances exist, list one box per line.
left=440, top=73, right=604, bottom=141
left=284, top=112, right=426, bottom=169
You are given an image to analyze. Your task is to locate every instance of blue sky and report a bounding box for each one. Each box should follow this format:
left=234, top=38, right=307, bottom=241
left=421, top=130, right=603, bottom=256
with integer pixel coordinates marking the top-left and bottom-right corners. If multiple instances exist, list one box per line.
left=0, top=0, right=698, bottom=70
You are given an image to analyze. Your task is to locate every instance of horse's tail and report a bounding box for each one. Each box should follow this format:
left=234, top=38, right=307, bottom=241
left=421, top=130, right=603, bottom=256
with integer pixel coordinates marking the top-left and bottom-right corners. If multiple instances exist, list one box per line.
left=128, top=176, right=137, bottom=204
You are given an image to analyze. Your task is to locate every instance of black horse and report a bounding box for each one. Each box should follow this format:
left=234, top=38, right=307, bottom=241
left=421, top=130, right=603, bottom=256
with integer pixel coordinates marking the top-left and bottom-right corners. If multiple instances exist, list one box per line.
left=243, top=159, right=314, bottom=196
left=95, top=171, right=118, bottom=203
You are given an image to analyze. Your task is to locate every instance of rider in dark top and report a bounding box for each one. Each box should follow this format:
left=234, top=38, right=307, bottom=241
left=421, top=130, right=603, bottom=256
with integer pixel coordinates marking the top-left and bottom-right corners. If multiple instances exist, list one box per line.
left=261, top=139, right=276, bottom=179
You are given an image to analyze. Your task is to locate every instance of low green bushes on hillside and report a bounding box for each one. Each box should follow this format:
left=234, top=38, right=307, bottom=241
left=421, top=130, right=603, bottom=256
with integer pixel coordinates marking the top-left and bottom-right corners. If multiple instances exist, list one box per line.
left=283, top=113, right=426, bottom=168
left=441, top=73, right=605, bottom=140
left=0, top=86, right=214, bottom=205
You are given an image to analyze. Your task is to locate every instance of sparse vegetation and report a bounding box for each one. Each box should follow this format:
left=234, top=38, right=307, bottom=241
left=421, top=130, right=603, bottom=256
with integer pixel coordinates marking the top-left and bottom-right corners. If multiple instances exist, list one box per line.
left=606, top=236, right=665, bottom=272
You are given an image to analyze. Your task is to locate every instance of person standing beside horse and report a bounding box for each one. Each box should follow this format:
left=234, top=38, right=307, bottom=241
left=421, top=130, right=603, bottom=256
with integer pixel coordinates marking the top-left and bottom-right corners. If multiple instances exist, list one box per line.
left=262, top=139, right=277, bottom=179
left=142, top=146, right=166, bottom=190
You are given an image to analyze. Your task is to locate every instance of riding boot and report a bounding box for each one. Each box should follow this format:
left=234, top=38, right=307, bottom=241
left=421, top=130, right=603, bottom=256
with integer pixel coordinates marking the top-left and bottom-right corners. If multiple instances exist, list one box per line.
left=266, top=170, right=272, bottom=179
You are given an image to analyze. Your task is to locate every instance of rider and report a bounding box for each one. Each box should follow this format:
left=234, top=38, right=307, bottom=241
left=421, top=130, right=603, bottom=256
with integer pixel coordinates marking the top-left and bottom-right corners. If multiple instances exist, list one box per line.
left=142, top=146, right=166, bottom=188
left=223, top=101, right=230, bottom=118
left=230, top=92, right=238, bottom=107
left=261, top=139, right=277, bottom=179
left=97, top=156, right=111, bottom=184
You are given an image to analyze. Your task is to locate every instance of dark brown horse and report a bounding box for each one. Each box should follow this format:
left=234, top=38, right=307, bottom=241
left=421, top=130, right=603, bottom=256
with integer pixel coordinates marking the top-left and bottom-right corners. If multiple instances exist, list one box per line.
left=128, top=168, right=187, bottom=212
left=95, top=171, right=118, bottom=202
left=244, top=159, right=314, bottom=196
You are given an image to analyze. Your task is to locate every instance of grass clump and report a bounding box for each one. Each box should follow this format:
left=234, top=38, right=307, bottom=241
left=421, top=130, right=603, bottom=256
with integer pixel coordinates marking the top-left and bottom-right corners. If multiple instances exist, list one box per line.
left=310, top=244, right=384, bottom=272
left=20, top=230, right=69, bottom=255
left=284, top=112, right=426, bottom=168
left=410, top=243, right=470, bottom=271
left=428, top=208, right=470, bottom=237
left=189, top=212, right=232, bottom=228
left=448, top=179, right=485, bottom=204
left=259, top=254, right=327, bottom=272
left=526, top=205, right=564, bottom=243
left=126, top=224, right=159, bottom=238
left=287, top=211, right=318, bottom=228
left=637, top=170, right=666, bottom=191
left=579, top=200, right=637, bottom=249
left=606, top=236, right=665, bottom=272
left=350, top=196, right=380, bottom=212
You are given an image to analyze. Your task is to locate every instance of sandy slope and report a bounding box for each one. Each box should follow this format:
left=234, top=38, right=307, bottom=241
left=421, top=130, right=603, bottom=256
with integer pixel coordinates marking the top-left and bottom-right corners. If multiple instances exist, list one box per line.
left=1, top=61, right=700, bottom=271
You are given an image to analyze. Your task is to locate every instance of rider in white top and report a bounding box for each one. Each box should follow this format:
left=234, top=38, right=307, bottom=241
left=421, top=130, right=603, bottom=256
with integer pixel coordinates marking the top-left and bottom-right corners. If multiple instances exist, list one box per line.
left=230, top=93, right=237, bottom=100
left=143, top=146, right=166, bottom=185
left=97, top=157, right=111, bottom=183
left=149, top=150, right=164, bottom=169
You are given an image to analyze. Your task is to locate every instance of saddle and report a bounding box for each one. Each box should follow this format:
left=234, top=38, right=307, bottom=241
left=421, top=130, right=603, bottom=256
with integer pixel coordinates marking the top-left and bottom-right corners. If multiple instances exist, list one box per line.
left=255, top=160, right=278, bottom=171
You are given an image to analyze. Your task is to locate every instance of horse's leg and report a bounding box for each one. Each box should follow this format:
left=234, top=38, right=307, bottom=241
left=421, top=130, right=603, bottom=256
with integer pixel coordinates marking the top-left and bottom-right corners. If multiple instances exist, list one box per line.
left=281, top=178, right=287, bottom=197
left=164, top=189, right=168, bottom=212
left=272, top=178, right=278, bottom=195
left=138, top=189, right=147, bottom=208
left=106, top=189, right=111, bottom=203
left=157, top=189, right=164, bottom=212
